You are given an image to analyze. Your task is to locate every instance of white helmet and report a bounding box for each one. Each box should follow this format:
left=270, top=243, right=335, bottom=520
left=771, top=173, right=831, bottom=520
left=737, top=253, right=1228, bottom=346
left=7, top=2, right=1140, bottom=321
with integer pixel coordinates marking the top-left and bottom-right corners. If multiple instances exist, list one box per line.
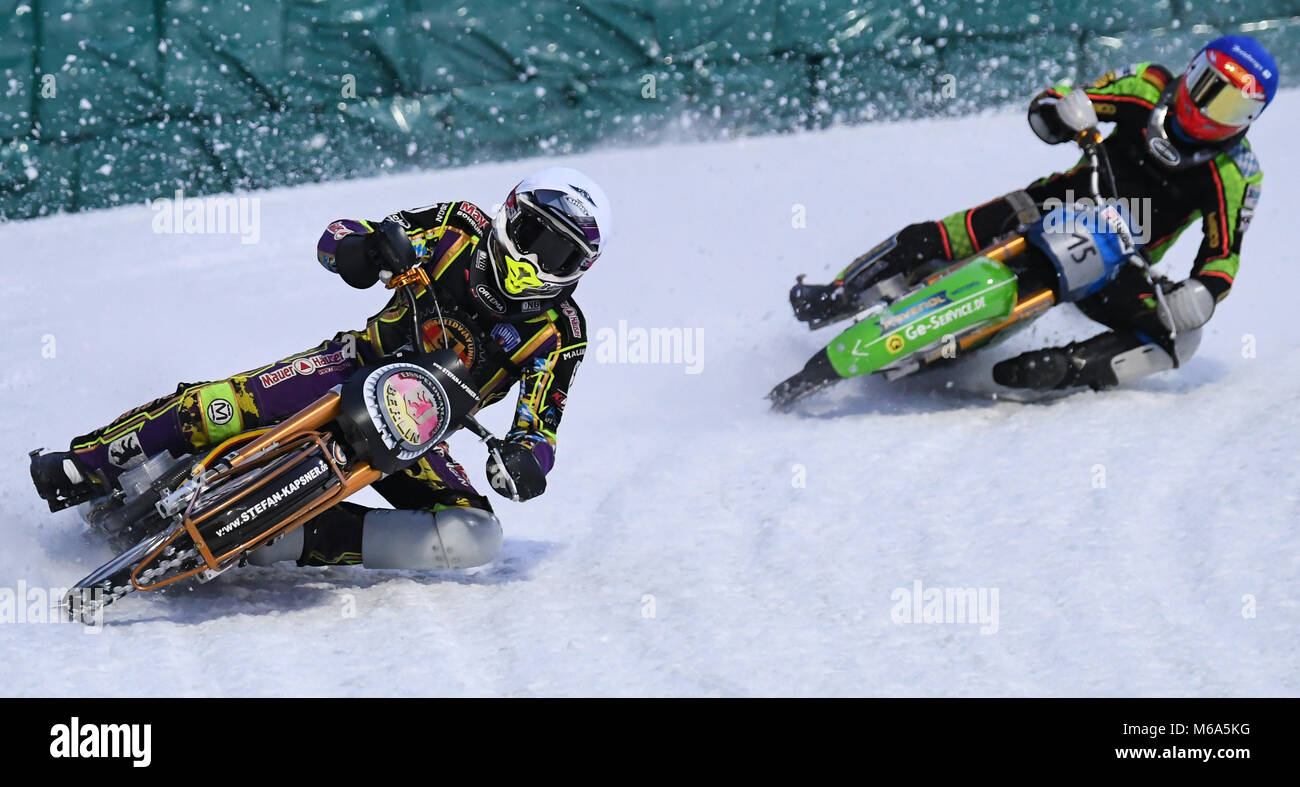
left=489, top=167, right=612, bottom=301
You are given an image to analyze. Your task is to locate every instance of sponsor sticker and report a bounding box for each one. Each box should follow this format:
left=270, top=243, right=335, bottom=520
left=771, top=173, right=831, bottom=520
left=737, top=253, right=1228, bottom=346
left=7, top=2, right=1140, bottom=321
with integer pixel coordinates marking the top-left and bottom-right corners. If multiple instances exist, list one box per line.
left=421, top=317, right=478, bottom=367
left=476, top=284, right=506, bottom=312
left=885, top=334, right=906, bottom=354
left=214, top=459, right=330, bottom=539
left=491, top=322, right=522, bottom=351
left=326, top=221, right=354, bottom=240
left=1149, top=137, right=1181, bottom=166
left=259, top=366, right=297, bottom=389
left=456, top=202, right=490, bottom=231
left=880, top=293, right=952, bottom=331
left=382, top=371, right=446, bottom=448
left=561, top=302, right=582, bottom=338
left=569, top=183, right=596, bottom=205
left=902, top=295, right=987, bottom=340
left=206, top=399, right=234, bottom=426
left=107, top=431, right=144, bottom=469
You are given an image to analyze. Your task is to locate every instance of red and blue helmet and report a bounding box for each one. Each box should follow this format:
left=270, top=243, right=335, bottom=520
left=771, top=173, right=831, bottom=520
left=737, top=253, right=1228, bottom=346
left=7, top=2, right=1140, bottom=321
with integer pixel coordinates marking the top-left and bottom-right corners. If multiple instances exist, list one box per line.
left=1173, top=35, right=1279, bottom=142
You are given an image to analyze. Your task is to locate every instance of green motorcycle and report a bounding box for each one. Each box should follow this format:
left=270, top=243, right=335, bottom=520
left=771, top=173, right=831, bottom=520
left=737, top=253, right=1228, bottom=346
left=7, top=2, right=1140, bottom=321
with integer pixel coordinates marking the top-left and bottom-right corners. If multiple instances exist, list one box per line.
left=769, top=134, right=1149, bottom=410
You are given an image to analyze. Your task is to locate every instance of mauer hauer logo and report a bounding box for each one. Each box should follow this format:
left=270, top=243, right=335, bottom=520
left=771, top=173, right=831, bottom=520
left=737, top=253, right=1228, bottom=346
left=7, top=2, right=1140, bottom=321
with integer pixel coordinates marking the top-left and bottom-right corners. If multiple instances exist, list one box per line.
left=50, top=717, right=152, bottom=767
left=561, top=302, right=582, bottom=338
left=259, top=339, right=356, bottom=389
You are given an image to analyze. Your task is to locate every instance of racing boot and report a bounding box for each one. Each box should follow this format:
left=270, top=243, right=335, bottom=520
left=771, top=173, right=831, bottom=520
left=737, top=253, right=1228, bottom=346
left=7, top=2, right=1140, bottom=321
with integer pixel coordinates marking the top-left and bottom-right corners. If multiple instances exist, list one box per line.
left=992, top=330, right=1199, bottom=391
left=29, top=449, right=103, bottom=512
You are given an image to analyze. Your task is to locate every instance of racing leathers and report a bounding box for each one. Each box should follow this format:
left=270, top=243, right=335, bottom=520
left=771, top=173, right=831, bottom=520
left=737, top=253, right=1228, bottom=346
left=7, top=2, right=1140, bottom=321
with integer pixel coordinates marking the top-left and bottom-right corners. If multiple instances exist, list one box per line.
left=58, top=200, right=588, bottom=569
left=791, top=62, right=1262, bottom=391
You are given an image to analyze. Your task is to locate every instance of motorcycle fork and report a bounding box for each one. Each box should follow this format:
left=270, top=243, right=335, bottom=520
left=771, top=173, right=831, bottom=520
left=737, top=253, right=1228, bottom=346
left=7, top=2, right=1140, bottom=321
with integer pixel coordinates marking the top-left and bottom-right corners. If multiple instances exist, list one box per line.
left=921, top=235, right=1056, bottom=358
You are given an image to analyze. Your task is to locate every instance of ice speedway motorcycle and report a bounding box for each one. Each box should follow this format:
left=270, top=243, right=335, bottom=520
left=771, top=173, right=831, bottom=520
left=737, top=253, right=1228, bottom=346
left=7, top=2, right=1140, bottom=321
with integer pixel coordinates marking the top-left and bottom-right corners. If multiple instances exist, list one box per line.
left=769, top=131, right=1175, bottom=410
left=31, top=261, right=521, bottom=624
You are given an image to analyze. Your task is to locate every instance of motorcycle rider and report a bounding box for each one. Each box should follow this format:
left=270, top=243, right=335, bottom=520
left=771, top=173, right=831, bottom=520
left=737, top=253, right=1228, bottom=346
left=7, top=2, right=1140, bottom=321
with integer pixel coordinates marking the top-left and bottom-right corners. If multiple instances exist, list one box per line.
left=30, top=167, right=611, bottom=571
left=790, top=36, right=1275, bottom=391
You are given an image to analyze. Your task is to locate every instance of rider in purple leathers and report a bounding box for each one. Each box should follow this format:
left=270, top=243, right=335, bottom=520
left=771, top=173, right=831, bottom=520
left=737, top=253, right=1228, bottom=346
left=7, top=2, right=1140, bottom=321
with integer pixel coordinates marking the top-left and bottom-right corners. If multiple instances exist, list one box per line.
left=31, top=167, right=611, bottom=572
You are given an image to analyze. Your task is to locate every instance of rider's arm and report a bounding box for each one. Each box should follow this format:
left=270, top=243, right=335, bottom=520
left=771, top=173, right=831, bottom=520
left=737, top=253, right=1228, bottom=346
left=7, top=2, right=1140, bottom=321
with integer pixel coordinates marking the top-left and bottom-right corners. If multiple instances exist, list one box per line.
left=1030, top=63, right=1172, bottom=138
left=1188, top=146, right=1262, bottom=302
left=315, top=202, right=484, bottom=286
left=504, top=300, right=588, bottom=476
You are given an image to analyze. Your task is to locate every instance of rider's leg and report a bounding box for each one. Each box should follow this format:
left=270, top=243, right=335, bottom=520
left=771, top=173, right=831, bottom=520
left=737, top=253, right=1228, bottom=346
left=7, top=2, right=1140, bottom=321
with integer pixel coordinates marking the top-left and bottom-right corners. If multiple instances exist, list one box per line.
left=249, top=443, right=503, bottom=571
left=790, top=221, right=952, bottom=323
left=32, top=332, right=365, bottom=509
left=791, top=168, right=1094, bottom=325
left=992, top=266, right=1200, bottom=391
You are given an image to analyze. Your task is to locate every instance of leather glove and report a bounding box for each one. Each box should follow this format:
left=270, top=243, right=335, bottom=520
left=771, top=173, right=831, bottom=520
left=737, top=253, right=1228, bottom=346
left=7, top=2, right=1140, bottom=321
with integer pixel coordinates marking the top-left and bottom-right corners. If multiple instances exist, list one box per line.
left=1029, top=89, right=1099, bottom=144
left=485, top=441, right=547, bottom=502
left=336, top=219, right=417, bottom=289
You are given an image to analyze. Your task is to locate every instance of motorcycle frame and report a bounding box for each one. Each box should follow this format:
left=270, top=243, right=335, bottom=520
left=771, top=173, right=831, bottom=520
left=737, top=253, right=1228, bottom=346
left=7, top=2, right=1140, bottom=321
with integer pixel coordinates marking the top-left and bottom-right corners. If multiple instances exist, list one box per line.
left=128, top=391, right=382, bottom=592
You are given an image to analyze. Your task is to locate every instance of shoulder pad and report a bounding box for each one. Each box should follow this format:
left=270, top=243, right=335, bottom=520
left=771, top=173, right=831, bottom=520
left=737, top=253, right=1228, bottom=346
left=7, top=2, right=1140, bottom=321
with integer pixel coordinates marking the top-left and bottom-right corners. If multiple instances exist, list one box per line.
left=1092, top=64, right=1140, bottom=88
left=1227, top=140, right=1261, bottom=180
left=1138, top=63, right=1172, bottom=91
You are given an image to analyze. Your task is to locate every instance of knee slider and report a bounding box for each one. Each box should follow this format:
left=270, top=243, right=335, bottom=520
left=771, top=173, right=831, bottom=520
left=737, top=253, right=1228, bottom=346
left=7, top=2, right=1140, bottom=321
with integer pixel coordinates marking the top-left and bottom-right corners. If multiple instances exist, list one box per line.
left=1109, top=328, right=1201, bottom=384
left=1172, top=326, right=1202, bottom=365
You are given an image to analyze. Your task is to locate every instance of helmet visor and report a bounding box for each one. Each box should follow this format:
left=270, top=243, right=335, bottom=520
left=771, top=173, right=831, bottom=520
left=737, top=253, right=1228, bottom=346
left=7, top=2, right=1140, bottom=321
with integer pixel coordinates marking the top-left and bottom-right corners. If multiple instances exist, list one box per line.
left=508, top=195, right=596, bottom=279
left=1184, top=50, right=1267, bottom=127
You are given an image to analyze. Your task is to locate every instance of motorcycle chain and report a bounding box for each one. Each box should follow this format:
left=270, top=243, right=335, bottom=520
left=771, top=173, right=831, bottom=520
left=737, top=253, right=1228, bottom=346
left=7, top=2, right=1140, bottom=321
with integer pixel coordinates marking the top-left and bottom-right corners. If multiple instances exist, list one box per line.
left=66, top=543, right=202, bottom=623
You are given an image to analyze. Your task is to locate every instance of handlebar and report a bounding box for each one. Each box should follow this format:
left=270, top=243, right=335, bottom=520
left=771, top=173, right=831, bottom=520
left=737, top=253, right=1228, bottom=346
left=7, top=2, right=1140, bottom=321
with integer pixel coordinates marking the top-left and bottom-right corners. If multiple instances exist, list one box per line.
left=1074, top=128, right=1119, bottom=204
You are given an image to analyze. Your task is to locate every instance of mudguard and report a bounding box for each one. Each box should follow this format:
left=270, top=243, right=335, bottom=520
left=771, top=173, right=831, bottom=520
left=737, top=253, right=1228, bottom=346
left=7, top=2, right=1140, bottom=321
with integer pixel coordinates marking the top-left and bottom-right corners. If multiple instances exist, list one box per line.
left=824, top=257, right=1019, bottom=378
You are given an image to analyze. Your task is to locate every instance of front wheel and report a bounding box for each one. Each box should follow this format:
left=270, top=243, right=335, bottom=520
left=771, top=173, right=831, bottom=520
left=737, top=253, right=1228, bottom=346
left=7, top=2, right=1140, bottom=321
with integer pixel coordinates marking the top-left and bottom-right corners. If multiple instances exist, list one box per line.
left=767, top=350, right=840, bottom=411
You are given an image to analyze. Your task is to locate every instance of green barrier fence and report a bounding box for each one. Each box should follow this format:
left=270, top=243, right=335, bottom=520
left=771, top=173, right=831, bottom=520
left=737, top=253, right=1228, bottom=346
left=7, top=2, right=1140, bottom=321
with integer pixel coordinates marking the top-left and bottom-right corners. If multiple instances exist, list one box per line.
left=2, top=0, right=1298, bottom=219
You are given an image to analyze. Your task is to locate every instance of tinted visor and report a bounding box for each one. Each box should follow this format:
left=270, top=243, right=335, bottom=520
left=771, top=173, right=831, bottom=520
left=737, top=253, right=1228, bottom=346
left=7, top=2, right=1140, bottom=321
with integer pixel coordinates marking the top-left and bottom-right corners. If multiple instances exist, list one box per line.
left=507, top=203, right=591, bottom=278
left=1185, top=52, right=1266, bottom=127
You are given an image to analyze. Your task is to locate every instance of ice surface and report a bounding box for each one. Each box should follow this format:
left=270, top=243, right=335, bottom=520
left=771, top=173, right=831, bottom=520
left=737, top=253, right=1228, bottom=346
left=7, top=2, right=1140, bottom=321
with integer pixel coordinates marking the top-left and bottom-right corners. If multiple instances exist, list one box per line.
left=0, top=102, right=1296, bottom=696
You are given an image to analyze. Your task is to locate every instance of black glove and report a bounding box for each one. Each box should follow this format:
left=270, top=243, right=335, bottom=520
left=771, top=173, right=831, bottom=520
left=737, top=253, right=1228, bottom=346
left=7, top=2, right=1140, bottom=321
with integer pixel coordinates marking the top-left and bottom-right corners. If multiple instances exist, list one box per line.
left=1027, top=92, right=1072, bottom=144
left=335, top=219, right=417, bottom=289
left=485, top=441, right=547, bottom=502
left=1028, top=89, right=1097, bottom=145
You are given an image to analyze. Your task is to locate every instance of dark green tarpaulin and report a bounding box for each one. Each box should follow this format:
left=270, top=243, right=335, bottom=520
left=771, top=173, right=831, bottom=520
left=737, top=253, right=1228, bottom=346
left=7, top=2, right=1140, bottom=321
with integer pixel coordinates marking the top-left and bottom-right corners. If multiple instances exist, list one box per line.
left=2, top=0, right=1298, bottom=219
